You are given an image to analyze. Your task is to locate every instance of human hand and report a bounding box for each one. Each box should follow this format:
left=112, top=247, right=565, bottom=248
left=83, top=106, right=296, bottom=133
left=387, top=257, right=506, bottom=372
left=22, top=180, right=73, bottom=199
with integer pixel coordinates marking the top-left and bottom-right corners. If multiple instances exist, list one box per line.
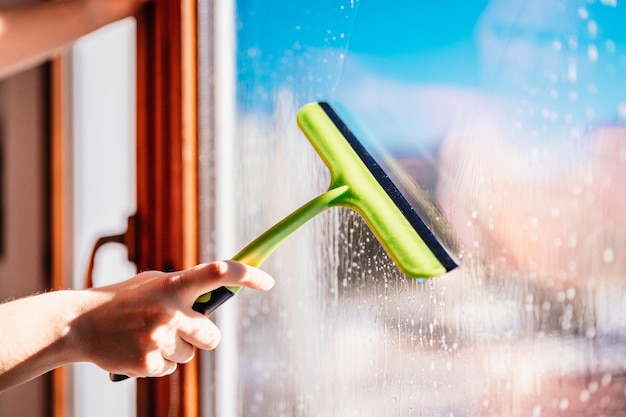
left=70, top=261, right=274, bottom=379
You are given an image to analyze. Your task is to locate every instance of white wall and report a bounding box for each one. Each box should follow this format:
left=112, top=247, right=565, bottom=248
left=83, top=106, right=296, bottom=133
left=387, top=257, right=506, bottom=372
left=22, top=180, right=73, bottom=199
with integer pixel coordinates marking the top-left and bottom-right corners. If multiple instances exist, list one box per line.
left=0, top=65, right=48, bottom=417
left=71, top=18, right=138, bottom=417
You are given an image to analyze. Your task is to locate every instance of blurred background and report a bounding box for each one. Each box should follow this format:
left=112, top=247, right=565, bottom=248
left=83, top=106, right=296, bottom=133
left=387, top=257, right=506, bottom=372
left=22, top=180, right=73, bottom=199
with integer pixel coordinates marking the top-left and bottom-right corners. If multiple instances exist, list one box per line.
left=230, top=0, right=626, bottom=416
left=1, top=0, right=625, bottom=416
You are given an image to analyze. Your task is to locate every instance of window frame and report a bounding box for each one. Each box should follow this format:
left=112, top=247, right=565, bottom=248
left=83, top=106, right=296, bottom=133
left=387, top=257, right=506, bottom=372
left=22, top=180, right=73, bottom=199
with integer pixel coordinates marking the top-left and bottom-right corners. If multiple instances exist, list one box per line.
left=49, top=0, right=202, bottom=416
left=50, top=56, right=74, bottom=417
left=134, top=0, right=200, bottom=416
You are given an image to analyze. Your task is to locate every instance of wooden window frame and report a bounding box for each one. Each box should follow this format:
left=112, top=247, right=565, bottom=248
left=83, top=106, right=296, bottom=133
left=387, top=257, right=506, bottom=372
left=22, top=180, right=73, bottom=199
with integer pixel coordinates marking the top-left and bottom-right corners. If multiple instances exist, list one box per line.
left=134, top=0, right=200, bottom=415
left=50, top=56, right=73, bottom=417
left=50, top=0, right=202, bottom=416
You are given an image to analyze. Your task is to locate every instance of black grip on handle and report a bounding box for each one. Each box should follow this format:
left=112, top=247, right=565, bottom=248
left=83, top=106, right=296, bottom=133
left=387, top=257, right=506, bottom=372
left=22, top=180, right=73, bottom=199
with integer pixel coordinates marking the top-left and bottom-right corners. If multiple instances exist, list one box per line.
left=110, top=286, right=236, bottom=382
left=192, top=286, right=236, bottom=316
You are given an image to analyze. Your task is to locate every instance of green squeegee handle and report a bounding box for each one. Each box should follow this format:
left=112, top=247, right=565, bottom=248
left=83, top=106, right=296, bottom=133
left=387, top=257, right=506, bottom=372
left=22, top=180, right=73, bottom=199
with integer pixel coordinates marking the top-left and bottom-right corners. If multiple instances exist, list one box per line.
left=190, top=185, right=349, bottom=317
left=111, top=186, right=348, bottom=381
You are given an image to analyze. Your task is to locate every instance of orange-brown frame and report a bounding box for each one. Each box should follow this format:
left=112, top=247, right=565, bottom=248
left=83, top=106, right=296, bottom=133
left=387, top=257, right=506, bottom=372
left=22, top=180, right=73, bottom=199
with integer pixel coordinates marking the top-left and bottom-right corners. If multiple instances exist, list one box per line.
left=134, top=0, right=200, bottom=415
left=50, top=56, right=73, bottom=417
left=49, top=0, right=201, bottom=415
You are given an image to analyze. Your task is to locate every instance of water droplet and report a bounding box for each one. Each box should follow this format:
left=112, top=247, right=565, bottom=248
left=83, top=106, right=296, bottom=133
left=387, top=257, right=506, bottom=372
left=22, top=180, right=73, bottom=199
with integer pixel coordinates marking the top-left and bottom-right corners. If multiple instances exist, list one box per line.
left=532, top=404, right=542, bottom=417
left=568, top=260, right=577, bottom=272
left=580, top=389, right=591, bottom=402
left=588, top=20, right=598, bottom=39
left=606, top=39, right=616, bottom=53
left=603, top=247, right=615, bottom=263
left=568, top=58, right=578, bottom=81
left=588, top=44, right=599, bottom=63
left=619, top=102, right=626, bottom=119
left=559, top=398, right=569, bottom=410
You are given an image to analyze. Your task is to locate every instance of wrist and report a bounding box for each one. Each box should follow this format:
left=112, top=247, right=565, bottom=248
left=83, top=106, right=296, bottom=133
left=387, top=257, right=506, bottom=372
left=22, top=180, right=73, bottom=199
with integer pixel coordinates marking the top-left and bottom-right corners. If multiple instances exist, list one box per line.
left=43, top=290, right=95, bottom=367
left=62, top=288, right=113, bottom=364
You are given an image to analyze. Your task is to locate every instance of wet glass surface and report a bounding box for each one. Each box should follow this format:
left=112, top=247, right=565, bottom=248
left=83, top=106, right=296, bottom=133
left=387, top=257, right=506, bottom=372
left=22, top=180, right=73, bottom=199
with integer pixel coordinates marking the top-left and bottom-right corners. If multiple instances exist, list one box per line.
left=226, top=0, right=626, bottom=415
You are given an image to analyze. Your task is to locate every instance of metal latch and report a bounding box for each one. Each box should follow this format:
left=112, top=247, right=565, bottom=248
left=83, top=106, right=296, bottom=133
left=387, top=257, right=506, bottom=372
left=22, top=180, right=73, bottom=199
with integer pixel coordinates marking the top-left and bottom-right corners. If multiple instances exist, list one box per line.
left=84, top=214, right=138, bottom=289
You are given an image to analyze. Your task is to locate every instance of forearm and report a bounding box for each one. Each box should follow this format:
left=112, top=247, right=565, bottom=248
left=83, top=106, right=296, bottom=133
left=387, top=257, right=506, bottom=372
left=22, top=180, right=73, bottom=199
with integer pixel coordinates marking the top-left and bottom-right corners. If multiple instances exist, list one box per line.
left=0, top=262, right=274, bottom=391
left=0, top=290, right=87, bottom=391
left=0, top=0, right=140, bottom=79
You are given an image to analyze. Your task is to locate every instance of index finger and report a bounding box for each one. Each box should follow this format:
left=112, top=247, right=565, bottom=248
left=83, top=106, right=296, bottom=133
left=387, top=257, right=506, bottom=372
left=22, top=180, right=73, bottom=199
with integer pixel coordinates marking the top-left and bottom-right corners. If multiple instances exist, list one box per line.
left=176, top=261, right=274, bottom=304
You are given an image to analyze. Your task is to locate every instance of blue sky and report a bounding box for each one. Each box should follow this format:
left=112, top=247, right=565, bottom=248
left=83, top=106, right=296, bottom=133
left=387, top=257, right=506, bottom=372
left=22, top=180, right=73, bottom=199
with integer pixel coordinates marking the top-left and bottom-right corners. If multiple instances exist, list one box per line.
left=235, top=0, right=626, bottom=155
left=235, top=0, right=489, bottom=108
left=236, top=0, right=626, bottom=95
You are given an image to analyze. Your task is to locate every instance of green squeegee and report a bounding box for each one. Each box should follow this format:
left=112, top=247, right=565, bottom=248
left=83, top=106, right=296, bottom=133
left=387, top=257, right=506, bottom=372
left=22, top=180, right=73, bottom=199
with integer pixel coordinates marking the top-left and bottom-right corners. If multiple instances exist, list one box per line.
left=110, top=101, right=457, bottom=381
left=192, top=101, right=457, bottom=315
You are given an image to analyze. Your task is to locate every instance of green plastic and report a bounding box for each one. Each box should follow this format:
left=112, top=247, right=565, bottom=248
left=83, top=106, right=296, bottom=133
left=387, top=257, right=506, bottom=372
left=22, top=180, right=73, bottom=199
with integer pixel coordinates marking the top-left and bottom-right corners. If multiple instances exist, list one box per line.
left=194, top=102, right=452, bottom=305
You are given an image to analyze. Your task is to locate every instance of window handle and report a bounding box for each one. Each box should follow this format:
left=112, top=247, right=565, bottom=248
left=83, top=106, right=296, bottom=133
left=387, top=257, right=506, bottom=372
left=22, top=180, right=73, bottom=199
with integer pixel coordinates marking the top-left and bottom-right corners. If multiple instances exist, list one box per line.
left=83, top=214, right=138, bottom=290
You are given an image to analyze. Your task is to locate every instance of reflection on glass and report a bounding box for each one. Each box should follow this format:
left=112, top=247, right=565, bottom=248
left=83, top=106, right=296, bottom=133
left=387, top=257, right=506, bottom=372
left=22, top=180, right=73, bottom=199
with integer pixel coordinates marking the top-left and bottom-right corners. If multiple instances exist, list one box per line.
left=222, top=0, right=626, bottom=415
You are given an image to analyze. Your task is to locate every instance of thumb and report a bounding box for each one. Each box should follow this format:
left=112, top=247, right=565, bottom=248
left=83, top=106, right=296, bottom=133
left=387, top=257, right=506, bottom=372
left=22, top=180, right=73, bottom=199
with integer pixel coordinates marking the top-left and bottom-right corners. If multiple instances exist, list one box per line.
left=177, top=261, right=274, bottom=304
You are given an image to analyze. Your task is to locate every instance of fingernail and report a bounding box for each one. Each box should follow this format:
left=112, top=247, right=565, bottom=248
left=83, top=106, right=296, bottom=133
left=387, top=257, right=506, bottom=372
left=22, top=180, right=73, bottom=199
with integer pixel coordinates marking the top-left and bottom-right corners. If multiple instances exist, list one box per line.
left=257, top=269, right=275, bottom=290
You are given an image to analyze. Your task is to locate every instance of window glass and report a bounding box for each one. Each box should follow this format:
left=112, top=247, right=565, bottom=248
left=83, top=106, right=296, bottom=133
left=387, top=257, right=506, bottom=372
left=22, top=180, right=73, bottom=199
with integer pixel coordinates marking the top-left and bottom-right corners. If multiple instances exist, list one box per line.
left=226, top=0, right=626, bottom=415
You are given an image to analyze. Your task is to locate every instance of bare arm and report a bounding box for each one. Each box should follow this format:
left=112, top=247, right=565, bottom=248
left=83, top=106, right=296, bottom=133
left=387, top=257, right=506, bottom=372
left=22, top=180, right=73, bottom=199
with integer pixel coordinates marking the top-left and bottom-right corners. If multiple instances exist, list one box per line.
left=0, top=0, right=148, bottom=79
left=0, top=261, right=274, bottom=391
